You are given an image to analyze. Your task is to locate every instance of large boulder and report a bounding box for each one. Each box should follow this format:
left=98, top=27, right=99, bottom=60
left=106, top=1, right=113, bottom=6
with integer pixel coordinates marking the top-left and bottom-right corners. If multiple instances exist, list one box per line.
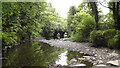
left=107, top=60, right=120, bottom=66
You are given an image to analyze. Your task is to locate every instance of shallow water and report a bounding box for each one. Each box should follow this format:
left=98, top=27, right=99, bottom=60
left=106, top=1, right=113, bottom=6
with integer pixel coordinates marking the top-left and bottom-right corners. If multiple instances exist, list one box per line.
left=2, top=41, right=92, bottom=67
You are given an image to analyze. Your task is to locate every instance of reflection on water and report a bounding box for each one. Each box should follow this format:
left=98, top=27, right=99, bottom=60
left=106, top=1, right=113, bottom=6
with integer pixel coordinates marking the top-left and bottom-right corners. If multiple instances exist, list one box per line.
left=2, top=41, right=92, bottom=67
left=56, top=51, right=68, bottom=65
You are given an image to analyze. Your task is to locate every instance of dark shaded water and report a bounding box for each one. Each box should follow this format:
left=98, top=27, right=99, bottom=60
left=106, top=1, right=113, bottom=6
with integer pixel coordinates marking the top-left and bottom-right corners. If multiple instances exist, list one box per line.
left=2, top=41, right=92, bottom=67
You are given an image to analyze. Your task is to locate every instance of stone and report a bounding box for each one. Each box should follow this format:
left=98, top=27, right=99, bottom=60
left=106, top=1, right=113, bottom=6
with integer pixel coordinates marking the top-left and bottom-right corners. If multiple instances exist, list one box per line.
left=94, top=54, right=97, bottom=57
left=91, top=57, right=96, bottom=61
left=98, top=60, right=103, bottom=64
left=95, top=64, right=107, bottom=66
left=69, top=58, right=77, bottom=64
left=86, top=49, right=90, bottom=51
left=71, top=64, right=86, bottom=66
left=108, top=50, right=119, bottom=58
left=107, top=60, right=120, bottom=66
left=83, top=56, right=91, bottom=60
left=78, top=58, right=85, bottom=61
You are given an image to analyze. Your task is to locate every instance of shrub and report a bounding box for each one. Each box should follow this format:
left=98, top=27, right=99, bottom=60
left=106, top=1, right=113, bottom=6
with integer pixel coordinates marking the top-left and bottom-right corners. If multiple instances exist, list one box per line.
left=103, top=29, right=117, bottom=40
left=90, top=29, right=120, bottom=48
left=107, top=34, right=120, bottom=49
left=90, top=30, right=107, bottom=47
left=71, top=32, right=82, bottom=42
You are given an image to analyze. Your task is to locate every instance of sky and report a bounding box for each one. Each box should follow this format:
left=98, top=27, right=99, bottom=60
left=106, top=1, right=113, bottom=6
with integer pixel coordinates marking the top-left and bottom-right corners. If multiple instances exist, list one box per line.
left=46, top=0, right=109, bottom=18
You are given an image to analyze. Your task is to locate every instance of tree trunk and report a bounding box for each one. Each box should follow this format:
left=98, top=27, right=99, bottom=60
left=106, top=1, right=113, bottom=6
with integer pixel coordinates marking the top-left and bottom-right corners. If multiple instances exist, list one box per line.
left=89, top=2, right=99, bottom=30
left=113, top=2, right=120, bottom=30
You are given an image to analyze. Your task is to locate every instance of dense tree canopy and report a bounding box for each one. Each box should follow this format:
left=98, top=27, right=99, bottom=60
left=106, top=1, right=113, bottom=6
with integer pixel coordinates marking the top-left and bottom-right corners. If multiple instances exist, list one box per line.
left=2, top=2, right=67, bottom=49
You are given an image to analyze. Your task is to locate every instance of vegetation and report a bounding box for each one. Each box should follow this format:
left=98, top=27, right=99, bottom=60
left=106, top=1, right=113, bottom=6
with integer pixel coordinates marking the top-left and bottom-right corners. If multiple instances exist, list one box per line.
left=67, top=2, right=120, bottom=49
left=90, top=29, right=120, bottom=48
left=70, top=12, right=96, bottom=42
left=2, top=1, right=120, bottom=50
left=2, top=2, right=67, bottom=49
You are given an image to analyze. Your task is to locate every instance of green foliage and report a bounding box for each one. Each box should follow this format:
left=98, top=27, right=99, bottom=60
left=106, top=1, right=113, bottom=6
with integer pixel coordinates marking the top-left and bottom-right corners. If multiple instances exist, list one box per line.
left=103, top=29, right=120, bottom=48
left=99, top=12, right=114, bottom=30
left=103, top=29, right=117, bottom=40
left=2, top=2, right=47, bottom=48
left=67, top=6, right=77, bottom=37
left=2, top=2, right=67, bottom=48
left=107, top=35, right=120, bottom=48
left=70, top=12, right=96, bottom=42
left=90, top=29, right=120, bottom=48
left=90, top=30, right=106, bottom=47
left=2, top=32, right=18, bottom=47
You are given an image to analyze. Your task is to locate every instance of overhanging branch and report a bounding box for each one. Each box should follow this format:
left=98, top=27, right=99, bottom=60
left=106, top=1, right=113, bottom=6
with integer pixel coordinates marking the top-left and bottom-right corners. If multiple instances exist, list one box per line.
left=98, top=2, right=113, bottom=10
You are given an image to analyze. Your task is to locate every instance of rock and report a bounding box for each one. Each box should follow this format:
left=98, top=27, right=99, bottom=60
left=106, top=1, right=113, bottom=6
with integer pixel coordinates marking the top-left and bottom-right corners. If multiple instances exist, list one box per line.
left=108, top=50, right=119, bottom=58
left=83, top=56, right=91, bottom=60
left=86, top=49, right=90, bottom=51
left=53, top=64, right=61, bottom=67
left=91, top=57, right=96, bottom=61
left=98, top=60, right=103, bottom=64
left=107, top=60, right=120, bottom=66
left=94, top=54, right=97, bottom=57
left=70, top=64, right=86, bottom=66
left=78, top=58, right=85, bottom=61
left=95, top=64, right=107, bottom=66
left=93, top=62, right=97, bottom=65
left=70, top=58, right=77, bottom=62
left=69, top=58, right=77, bottom=64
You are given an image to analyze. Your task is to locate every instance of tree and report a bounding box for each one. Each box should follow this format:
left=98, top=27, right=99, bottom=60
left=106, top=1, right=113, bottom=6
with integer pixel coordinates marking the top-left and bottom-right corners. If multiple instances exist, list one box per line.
left=67, top=6, right=77, bottom=37
left=2, top=2, right=47, bottom=48
left=99, top=2, right=120, bottom=30
left=88, top=2, right=99, bottom=30
left=112, top=2, right=120, bottom=30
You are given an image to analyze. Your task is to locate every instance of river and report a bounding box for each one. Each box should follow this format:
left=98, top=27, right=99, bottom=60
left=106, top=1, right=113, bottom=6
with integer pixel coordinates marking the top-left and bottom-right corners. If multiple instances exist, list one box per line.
left=2, top=40, right=93, bottom=67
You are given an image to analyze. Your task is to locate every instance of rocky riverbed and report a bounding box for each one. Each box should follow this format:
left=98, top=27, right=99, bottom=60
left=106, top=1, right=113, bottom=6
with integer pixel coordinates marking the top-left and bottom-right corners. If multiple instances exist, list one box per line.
left=37, top=38, right=120, bottom=67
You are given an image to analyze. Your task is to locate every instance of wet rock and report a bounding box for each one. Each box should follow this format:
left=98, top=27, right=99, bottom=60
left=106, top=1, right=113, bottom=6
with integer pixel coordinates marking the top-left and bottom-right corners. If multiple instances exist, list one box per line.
left=107, top=60, right=120, bottom=66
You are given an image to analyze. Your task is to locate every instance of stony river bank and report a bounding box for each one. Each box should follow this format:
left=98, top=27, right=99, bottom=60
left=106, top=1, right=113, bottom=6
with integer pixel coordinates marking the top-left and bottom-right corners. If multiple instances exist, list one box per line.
left=37, top=38, right=120, bottom=67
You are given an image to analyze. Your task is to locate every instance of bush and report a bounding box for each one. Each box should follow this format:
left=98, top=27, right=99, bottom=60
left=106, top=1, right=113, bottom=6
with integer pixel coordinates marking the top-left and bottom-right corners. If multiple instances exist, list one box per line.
left=90, top=30, right=107, bottom=47
left=71, top=32, right=82, bottom=42
left=103, top=29, right=117, bottom=40
left=90, top=29, right=120, bottom=48
left=107, top=34, right=120, bottom=49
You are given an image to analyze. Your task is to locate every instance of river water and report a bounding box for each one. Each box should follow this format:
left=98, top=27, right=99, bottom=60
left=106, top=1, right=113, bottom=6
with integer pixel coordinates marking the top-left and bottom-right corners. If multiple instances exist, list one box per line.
left=2, top=41, right=92, bottom=67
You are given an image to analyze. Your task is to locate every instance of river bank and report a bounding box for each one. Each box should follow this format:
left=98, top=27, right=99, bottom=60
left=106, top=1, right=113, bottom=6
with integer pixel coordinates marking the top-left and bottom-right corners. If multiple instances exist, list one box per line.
left=38, top=38, right=120, bottom=67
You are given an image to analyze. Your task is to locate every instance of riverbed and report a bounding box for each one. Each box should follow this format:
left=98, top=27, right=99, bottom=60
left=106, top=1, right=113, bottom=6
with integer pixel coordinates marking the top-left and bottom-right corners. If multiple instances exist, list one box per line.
left=39, top=38, right=120, bottom=67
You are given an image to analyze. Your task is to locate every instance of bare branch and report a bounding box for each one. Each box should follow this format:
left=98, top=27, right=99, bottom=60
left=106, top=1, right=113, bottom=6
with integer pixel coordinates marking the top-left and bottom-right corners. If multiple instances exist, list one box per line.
left=98, top=2, right=113, bottom=10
